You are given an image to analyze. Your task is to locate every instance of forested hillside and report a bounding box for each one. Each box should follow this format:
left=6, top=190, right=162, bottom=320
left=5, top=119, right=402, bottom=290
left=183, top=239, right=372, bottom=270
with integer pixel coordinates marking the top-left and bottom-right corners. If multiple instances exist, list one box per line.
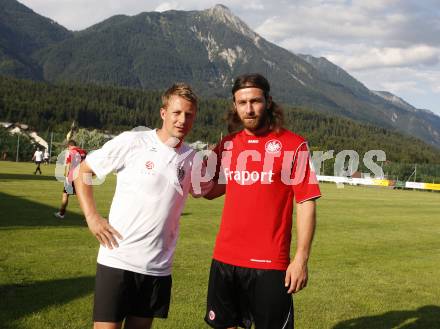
left=1, top=76, right=439, bottom=168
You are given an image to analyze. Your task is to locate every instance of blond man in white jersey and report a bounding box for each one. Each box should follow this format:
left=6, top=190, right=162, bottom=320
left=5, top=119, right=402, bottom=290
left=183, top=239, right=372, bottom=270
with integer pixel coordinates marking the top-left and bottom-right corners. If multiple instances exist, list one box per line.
left=74, top=83, right=212, bottom=329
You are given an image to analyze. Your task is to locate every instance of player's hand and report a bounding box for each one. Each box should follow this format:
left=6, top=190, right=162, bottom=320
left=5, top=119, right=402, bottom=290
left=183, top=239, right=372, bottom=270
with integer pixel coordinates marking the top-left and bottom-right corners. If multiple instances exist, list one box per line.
left=86, top=214, right=123, bottom=249
left=284, top=256, right=308, bottom=294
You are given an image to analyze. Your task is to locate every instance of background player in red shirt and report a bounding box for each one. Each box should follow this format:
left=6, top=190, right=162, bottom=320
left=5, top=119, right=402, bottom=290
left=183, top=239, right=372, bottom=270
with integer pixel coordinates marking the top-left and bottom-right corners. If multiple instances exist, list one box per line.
left=54, top=140, right=87, bottom=219
left=204, top=73, right=321, bottom=329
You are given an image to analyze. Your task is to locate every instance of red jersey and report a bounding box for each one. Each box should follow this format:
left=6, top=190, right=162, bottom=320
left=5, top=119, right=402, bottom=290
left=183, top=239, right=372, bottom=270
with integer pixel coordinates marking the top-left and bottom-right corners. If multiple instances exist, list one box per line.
left=213, top=129, right=321, bottom=270
left=66, top=147, right=87, bottom=182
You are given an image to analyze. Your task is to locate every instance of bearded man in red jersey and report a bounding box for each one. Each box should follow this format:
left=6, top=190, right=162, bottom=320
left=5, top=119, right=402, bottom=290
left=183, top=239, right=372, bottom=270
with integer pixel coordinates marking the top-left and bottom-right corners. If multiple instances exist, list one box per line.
left=204, top=73, right=321, bottom=329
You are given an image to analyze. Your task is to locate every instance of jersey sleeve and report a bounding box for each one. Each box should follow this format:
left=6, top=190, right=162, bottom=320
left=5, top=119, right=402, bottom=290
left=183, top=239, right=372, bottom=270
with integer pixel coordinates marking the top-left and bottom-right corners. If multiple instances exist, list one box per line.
left=66, top=150, right=82, bottom=182
left=291, top=142, right=321, bottom=203
left=85, top=132, right=133, bottom=180
left=65, top=152, right=72, bottom=165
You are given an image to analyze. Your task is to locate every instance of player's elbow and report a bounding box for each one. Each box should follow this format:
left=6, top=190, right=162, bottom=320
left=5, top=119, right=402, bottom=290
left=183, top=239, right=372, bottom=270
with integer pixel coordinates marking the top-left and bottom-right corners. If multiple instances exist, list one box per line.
left=203, top=193, right=217, bottom=200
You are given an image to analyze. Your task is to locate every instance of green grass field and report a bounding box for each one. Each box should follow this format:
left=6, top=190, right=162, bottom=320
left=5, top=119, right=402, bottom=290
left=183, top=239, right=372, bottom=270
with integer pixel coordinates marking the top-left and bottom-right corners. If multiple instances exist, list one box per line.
left=1, top=161, right=439, bottom=329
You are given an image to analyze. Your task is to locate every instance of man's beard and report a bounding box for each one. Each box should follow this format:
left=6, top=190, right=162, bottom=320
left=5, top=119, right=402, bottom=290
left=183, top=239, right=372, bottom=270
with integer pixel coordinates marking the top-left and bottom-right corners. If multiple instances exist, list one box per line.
left=241, top=111, right=268, bottom=132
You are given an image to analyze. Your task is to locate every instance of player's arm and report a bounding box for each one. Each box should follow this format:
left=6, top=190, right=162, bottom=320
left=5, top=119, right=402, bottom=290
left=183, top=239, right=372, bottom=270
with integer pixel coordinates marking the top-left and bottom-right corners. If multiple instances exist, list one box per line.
left=74, top=161, right=122, bottom=249
left=285, top=199, right=316, bottom=294
left=203, top=181, right=226, bottom=200
left=64, top=163, right=71, bottom=178
left=202, top=145, right=226, bottom=200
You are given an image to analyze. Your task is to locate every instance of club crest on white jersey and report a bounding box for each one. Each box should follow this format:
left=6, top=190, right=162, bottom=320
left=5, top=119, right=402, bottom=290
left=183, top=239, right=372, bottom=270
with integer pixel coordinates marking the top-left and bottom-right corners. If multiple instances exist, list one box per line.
left=145, top=160, right=155, bottom=170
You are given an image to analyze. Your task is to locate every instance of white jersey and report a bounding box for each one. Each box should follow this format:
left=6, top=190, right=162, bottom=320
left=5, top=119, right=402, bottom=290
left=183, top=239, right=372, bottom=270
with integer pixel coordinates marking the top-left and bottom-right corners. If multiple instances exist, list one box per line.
left=34, top=150, right=43, bottom=162
left=86, top=130, right=210, bottom=276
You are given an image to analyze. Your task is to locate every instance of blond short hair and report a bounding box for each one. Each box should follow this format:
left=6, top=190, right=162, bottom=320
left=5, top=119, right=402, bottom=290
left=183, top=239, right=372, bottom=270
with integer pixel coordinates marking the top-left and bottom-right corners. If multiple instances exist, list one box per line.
left=161, top=83, right=198, bottom=109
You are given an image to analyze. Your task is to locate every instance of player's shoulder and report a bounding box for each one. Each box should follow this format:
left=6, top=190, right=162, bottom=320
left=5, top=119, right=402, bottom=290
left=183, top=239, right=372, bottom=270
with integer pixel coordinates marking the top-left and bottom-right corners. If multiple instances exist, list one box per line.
left=277, top=129, right=308, bottom=150
left=179, top=141, right=196, bottom=155
left=118, top=130, right=146, bottom=140
left=111, top=130, right=152, bottom=146
left=180, top=144, right=199, bottom=167
left=70, top=147, right=85, bottom=154
left=96, top=130, right=150, bottom=155
left=278, top=129, right=307, bottom=143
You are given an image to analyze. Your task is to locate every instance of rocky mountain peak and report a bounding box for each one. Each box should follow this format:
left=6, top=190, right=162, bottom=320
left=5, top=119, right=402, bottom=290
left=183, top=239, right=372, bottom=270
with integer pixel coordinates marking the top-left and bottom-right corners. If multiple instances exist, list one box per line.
left=203, top=4, right=257, bottom=40
left=208, top=4, right=234, bottom=18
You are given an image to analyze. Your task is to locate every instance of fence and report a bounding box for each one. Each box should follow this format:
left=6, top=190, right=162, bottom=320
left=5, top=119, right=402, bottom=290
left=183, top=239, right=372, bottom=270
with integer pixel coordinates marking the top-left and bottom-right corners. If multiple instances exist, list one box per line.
left=317, top=175, right=440, bottom=191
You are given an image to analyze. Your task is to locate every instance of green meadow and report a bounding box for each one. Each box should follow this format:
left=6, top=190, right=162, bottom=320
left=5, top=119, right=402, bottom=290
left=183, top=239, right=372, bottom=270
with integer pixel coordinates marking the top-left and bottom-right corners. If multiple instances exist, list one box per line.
left=1, top=161, right=439, bottom=329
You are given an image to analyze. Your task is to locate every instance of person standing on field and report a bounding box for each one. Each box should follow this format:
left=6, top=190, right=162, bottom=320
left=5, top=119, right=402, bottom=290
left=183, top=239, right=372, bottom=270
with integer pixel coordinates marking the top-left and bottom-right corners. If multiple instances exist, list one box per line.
left=74, top=83, right=212, bottom=329
left=204, top=73, right=321, bottom=329
left=54, top=140, right=87, bottom=219
left=43, top=148, right=50, bottom=164
left=32, top=147, right=43, bottom=174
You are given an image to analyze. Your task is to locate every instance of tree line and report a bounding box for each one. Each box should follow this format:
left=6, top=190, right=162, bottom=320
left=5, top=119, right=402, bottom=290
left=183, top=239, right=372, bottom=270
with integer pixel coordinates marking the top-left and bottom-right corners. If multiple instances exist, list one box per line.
left=1, top=76, right=439, bottom=181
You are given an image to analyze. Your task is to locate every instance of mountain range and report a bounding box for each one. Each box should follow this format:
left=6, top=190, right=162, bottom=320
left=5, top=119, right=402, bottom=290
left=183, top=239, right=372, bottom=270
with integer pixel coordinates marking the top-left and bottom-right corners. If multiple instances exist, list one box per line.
left=0, top=0, right=439, bottom=149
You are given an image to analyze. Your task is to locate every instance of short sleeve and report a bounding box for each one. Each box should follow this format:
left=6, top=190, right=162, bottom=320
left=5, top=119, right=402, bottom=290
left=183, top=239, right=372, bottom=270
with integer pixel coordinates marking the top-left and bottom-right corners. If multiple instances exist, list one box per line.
left=65, top=151, right=72, bottom=165
left=85, top=132, right=133, bottom=180
left=291, top=142, right=321, bottom=203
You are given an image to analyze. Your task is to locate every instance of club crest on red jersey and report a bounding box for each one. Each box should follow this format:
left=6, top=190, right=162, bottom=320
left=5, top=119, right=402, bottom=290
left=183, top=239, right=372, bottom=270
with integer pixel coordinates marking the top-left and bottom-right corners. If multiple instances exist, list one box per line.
left=265, top=139, right=282, bottom=154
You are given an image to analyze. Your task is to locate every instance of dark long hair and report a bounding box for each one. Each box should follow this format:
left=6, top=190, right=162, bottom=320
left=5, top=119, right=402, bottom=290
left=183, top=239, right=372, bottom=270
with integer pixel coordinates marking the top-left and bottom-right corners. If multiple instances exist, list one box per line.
left=227, top=73, right=284, bottom=133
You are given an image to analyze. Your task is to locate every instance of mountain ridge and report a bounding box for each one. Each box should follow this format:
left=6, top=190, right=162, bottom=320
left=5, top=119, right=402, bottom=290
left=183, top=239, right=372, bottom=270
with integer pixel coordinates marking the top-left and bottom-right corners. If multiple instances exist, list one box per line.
left=0, top=1, right=439, bottom=148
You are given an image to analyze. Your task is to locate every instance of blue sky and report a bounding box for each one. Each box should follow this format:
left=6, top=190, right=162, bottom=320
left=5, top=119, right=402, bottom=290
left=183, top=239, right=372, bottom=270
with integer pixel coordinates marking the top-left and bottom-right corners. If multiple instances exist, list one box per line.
left=20, top=0, right=440, bottom=116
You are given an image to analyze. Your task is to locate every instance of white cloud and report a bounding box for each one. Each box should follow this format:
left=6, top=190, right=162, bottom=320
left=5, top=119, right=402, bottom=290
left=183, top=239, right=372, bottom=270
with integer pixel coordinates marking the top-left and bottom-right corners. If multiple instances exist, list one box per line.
left=327, top=45, right=440, bottom=70
left=154, top=2, right=180, bottom=12
left=351, top=0, right=399, bottom=11
left=278, top=37, right=337, bottom=54
left=242, top=2, right=264, bottom=11
left=20, top=0, right=163, bottom=30
left=255, top=3, right=390, bottom=42
left=381, top=81, right=423, bottom=95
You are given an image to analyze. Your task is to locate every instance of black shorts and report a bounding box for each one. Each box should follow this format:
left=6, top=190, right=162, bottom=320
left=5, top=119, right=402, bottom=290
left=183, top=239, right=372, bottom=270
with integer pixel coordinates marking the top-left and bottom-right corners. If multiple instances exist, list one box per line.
left=205, top=259, right=293, bottom=329
left=93, top=263, right=172, bottom=323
